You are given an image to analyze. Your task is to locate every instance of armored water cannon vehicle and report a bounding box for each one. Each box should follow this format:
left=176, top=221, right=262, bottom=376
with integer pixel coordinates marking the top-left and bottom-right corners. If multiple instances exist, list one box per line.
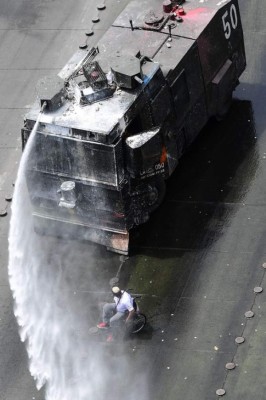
left=21, top=0, right=246, bottom=254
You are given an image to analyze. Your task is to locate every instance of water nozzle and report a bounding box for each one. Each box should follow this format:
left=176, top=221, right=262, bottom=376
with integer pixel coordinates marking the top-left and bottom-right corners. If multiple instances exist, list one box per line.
left=41, top=101, right=47, bottom=113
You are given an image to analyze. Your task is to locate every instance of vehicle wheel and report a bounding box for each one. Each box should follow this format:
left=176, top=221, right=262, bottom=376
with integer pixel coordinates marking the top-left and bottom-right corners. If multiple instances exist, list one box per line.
left=131, top=313, right=146, bottom=334
left=146, top=177, right=166, bottom=213
left=132, top=177, right=166, bottom=226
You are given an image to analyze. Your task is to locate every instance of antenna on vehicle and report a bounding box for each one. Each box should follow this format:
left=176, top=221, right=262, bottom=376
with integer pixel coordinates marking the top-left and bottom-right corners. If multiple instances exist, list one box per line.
left=129, top=18, right=134, bottom=31
left=168, top=23, right=172, bottom=39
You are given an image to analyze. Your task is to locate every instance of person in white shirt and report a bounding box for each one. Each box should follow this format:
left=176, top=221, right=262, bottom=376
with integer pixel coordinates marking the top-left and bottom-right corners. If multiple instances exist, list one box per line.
left=97, top=286, right=135, bottom=341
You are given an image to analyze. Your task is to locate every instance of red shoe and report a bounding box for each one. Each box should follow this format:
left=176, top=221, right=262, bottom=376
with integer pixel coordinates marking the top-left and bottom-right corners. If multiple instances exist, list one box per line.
left=97, top=322, right=109, bottom=329
left=106, top=334, right=114, bottom=343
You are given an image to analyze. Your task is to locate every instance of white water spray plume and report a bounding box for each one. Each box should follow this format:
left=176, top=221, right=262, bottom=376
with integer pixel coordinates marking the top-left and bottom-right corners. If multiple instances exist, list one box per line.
left=8, top=115, right=149, bottom=400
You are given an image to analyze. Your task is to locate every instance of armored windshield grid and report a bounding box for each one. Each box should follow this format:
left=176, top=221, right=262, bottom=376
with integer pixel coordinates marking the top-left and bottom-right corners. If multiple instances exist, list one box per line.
left=83, top=61, right=108, bottom=91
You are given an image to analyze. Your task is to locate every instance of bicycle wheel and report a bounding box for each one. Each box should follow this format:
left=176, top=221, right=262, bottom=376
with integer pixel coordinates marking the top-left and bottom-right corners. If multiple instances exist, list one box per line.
left=131, top=313, right=146, bottom=334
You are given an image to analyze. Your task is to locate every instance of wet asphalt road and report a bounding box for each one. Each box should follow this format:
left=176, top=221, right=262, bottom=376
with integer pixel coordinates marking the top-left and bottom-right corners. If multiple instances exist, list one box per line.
left=1, top=0, right=266, bottom=399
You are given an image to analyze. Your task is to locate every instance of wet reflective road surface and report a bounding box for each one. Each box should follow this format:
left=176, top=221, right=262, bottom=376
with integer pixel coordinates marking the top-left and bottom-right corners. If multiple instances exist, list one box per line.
left=1, top=0, right=266, bottom=399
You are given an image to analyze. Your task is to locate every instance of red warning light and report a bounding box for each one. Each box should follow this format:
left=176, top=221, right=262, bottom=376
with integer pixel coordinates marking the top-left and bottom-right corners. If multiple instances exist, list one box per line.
left=160, top=145, right=167, bottom=164
left=178, top=6, right=185, bottom=16
left=184, top=7, right=208, bottom=19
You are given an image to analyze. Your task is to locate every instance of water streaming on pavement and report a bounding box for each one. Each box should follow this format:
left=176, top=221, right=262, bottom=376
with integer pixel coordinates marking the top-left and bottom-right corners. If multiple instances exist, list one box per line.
left=8, top=114, right=148, bottom=400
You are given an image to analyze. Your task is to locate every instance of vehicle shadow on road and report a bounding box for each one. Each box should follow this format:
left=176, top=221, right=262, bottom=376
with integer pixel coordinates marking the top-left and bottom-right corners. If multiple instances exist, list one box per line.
left=130, top=99, right=258, bottom=255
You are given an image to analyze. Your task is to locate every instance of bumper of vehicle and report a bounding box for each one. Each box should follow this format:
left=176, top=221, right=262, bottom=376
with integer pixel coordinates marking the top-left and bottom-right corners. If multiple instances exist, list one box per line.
left=33, top=213, right=129, bottom=254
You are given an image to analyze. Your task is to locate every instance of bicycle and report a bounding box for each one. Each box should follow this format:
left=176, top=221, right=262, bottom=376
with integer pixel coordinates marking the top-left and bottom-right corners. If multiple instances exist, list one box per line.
left=90, top=294, right=147, bottom=340
left=126, top=295, right=146, bottom=334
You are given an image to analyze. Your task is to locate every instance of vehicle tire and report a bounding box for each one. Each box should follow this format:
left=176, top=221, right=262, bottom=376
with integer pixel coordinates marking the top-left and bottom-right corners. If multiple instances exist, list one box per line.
left=146, top=177, right=166, bottom=214
left=131, top=313, right=146, bottom=334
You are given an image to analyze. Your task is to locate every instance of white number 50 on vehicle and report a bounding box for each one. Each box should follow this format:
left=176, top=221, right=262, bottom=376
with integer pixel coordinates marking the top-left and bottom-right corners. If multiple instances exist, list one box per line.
left=222, top=4, right=238, bottom=39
